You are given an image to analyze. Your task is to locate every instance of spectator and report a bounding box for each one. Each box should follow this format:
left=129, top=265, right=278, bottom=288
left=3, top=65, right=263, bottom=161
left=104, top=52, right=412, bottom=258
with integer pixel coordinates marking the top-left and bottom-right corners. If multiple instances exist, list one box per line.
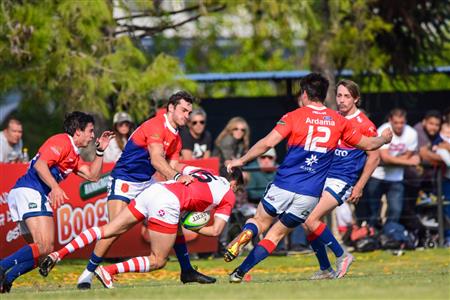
left=357, top=108, right=420, bottom=228
left=433, top=120, right=450, bottom=246
left=103, top=112, right=134, bottom=163
left=180, top=108, right=212, bottom=160
left=402, top=111, right=442, bottom=239
left=213, top=117, right=250, bottom=175
left=0, top=117, right=23, bottom=163
left=246, top=148, right=277, bottom=204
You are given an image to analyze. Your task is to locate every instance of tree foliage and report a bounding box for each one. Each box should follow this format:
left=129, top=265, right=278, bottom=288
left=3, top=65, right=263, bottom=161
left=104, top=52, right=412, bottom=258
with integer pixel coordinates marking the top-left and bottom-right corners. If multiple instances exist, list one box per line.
left=0, top=0, right=194, bottom=122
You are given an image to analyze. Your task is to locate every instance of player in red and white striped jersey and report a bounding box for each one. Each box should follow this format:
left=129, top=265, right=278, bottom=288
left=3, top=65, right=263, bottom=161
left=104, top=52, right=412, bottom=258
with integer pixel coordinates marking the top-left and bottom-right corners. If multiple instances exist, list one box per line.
left=39, top=167, right=244, bottom=288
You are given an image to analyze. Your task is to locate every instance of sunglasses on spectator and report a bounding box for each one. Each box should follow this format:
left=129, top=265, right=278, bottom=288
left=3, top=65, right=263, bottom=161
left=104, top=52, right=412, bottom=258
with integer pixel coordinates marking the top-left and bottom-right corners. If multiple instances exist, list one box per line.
left=260, top=155, right=274, bottom=160
left=233, top=127, right=246, bottom=132
left=191, top=120, right=205, bottom=125
left=118, top=121, right=131, bottom=127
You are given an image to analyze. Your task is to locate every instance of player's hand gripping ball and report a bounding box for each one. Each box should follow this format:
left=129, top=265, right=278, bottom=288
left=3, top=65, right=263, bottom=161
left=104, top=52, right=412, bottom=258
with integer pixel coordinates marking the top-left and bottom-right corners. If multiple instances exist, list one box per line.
left=181, top=211, right=210, bottom=231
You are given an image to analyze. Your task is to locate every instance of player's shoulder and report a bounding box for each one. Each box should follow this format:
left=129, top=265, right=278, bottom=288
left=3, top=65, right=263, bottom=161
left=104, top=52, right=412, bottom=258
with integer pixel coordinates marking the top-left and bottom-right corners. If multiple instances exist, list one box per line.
left=44, top=133, right=72, bottom=148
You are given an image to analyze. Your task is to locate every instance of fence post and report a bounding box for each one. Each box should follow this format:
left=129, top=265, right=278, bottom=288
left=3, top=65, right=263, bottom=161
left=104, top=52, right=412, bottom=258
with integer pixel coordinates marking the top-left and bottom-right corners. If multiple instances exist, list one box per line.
left=436, top=165, right=444, bottom=247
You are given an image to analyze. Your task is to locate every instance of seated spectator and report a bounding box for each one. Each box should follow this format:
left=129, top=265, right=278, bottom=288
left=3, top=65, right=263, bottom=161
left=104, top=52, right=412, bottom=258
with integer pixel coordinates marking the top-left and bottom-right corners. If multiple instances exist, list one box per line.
left=213, top=117, right=250, bottom=175
left=356, top=108, right=420, bottom=228
left=246, top=148, right=277, bottom=204
left=0, top=117, right=23, bottom=163
left=103, top=112, right=134, bottom=163
left=180, top=108, right=212, bottom=160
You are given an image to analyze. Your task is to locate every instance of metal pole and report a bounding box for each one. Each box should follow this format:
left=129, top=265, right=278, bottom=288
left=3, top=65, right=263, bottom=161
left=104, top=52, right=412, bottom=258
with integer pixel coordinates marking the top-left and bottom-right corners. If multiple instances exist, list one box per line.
left=436, top=165, right=444, bottom=247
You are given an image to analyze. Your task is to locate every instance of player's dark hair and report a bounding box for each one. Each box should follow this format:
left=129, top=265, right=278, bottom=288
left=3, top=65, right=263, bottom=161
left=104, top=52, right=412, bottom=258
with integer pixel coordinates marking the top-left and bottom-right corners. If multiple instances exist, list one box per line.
left=222, top=167, right=244, bottom=187
left=166, top=90, right=195, bottom=109
left=423, top=110, right=442, bottom=121
left=298, top=73, right=329, bottom=103
left=336, top=79, right=361, bottom=107
left=63, top=111, right=95, bottom=136
left=388, top=108, right=407, bottom=119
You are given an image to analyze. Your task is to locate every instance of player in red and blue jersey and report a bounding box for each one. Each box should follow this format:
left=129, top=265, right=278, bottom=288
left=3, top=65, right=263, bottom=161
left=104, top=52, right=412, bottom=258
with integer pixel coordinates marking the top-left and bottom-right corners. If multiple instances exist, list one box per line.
left=306, top=79, right=381, bottom=280
left=77, top=91, right=216, bottom=289
left=225, top=73, right=392, bottom=283
left=39, top=167, right=243, bottom=289
left=1, top=112, right=113, bottom=293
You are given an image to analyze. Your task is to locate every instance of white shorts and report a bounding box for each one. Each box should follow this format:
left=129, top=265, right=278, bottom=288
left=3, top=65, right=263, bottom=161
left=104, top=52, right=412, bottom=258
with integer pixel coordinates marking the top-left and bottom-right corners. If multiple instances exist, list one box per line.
left=323, top=177, right=353, bottom=205
left=127, top=183, right=180, bottom=234
left=7, top=187, right=53, bottom=222
left=107, top=176, right=156, bottom=203
left=262, top=184, right=319, bottom=228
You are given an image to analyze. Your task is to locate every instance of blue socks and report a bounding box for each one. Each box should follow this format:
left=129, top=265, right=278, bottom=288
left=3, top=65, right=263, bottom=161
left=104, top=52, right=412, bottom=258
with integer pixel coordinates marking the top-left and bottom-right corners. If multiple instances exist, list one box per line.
left=239, top=239, right=275, bottom=274
left=86, top=252, right=104, bottom=272
left=308, top=236, right=331, bottom=270
left=173, top=235, right=193, bottom=272
left=311, top=222, right=344, bottom=258
left=243, top=223, right=259, bottom=237
left=0, top=244, right=35, bottom=270
left=5, top=259, right=35, bottom=284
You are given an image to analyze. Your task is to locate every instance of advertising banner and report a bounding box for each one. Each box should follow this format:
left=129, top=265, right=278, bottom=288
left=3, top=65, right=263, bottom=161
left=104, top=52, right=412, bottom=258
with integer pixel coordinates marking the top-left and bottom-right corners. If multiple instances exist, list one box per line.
left=0, top=158, right=220, bottom=258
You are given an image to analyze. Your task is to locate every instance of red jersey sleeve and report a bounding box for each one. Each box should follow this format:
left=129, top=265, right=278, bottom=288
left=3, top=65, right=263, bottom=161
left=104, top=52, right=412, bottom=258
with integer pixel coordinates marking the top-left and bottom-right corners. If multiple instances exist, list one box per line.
left=38, top=135, right=68, bottom=166
left=273, top=112, right=293, bottom=138
left=341, top=117, right=363, bottom=146
left=214, top=189, right=236, bottom=222
left=362, top=121, right=378, bottom=138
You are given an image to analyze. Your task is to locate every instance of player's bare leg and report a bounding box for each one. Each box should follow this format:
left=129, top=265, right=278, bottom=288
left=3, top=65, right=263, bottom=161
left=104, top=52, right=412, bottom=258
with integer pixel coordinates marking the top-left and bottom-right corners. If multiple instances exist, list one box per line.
left=225, top=203, right=274, bottom=262
left=77, top=199, right=127, bottom=289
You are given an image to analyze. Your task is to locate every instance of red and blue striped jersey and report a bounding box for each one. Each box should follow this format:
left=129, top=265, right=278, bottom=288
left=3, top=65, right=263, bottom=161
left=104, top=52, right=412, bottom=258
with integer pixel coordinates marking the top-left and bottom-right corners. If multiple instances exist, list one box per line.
left=111, top=114, right=182, bottom=182
left=14, top=134, right=83, bottom=195
left=272, top=105, right=362, bottom=197
left=327, top=110, right=377, bottom=184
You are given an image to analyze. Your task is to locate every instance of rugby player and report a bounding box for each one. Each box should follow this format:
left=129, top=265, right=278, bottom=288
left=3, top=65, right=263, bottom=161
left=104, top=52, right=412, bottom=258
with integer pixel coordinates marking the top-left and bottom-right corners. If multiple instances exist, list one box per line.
left=0, top=112, right=113, bottom=293
left=225, top=73, right=392, bottom=283
left=39, top=167, right=243, bottom=289
left=76, top=91, right=216, bottom=288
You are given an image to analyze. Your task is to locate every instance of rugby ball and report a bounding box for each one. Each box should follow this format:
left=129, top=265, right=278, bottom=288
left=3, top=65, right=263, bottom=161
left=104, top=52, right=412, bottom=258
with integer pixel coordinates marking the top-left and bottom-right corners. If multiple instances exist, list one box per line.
left=181, top=211, right=210, bottom=230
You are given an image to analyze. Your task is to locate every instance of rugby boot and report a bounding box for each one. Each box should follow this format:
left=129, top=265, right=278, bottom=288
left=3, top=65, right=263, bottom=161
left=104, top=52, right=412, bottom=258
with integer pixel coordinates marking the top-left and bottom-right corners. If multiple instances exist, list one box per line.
left=180, top=269, right=216, bottom=284
left=224, top=229, right=253, bottom=262
left=310, top=267, right=336, bottom=280
left=94, top=266, right=114, bottom=289
left=77, top=269, right=94, bottom=289
left=1, top=281, right=12, bottom=293
left=335, top=252, right=354, bottom=278
left=39, top=252, right=60, bottom=277
left=229, top=268, right=245, bottom=283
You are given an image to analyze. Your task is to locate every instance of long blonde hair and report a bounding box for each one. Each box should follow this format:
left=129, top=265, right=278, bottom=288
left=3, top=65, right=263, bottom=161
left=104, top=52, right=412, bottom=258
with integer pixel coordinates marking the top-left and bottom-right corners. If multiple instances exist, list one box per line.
left=215, top=117, right=250, bottom=152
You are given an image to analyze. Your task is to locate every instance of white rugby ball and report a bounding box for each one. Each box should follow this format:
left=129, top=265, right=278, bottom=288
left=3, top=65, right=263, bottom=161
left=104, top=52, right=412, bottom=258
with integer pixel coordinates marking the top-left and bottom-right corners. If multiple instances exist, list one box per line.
left=181, top=211, right=210, bottom=230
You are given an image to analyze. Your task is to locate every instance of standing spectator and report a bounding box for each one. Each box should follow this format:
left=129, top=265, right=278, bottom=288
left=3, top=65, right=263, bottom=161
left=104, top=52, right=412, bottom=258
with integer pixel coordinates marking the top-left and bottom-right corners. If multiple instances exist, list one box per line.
left=0, top=117, right=23, bottom=163
left=180, top=108, right=212, bottom=160
left=402, top=111, right=442, bottom=239
left=434, top=120, right=450, bottom=246
left=213, top=117, right=250, bottom=175
left=358, top=108, right=420, bottom=228
left=103, top=112, right=134, bottom=163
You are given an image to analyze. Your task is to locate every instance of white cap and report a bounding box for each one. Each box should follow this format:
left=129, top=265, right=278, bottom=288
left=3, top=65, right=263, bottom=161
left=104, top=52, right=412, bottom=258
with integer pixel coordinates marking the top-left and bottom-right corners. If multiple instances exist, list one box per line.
left=113, top=112, right=133, bottom=124
left=261, top=148, right=276, bottom=158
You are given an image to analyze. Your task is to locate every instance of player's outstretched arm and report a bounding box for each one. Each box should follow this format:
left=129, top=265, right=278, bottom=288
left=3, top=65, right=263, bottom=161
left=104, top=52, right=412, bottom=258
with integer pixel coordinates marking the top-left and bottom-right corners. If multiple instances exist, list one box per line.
left=356, top=127, right=393, bottom=151
left=227, top=129, right=283, bottom=172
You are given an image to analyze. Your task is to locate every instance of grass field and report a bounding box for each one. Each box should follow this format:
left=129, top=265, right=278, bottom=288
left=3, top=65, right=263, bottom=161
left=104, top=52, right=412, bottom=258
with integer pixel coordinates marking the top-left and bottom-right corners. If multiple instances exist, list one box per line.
left=3, top=248, right=449, bottom=299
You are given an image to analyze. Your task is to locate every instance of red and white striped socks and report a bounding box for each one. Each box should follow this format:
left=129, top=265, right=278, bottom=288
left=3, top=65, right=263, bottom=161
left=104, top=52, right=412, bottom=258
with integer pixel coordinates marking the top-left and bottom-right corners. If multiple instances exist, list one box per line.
left=57, top=227, right=104, bottom=259
left=104, top=256, right=151, bottom=275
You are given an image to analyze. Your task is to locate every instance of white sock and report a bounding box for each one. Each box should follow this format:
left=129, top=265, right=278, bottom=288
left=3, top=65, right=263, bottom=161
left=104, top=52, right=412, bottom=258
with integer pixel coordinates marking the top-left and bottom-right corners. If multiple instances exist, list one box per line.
left=77, top=268, right=94, bottom=284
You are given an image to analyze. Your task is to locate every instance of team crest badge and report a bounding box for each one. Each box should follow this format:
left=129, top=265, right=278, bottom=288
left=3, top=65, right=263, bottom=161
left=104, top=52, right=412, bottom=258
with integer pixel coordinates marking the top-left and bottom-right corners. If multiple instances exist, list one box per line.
left=121, top=183, right=129, bottom=193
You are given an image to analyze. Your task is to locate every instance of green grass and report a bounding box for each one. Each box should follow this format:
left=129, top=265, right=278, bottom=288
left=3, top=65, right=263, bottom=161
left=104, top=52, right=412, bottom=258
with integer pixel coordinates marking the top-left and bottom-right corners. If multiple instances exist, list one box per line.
left=3, top=249, right=449, bottom=299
